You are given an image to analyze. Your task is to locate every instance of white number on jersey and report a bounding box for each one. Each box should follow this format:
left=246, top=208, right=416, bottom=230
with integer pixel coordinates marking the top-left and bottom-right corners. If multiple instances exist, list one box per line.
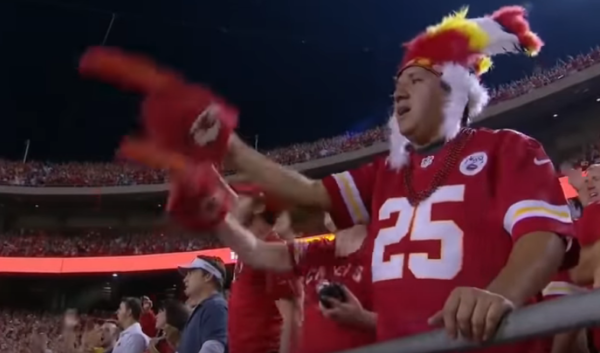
left=372, top=185, right=465, bottom=282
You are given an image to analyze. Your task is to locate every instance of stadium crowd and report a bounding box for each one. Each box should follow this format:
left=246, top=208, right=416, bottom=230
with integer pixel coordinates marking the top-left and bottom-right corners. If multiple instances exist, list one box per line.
left=0, top=47, right=599, bottom=188
left=0, top=229, right=221, bottom=257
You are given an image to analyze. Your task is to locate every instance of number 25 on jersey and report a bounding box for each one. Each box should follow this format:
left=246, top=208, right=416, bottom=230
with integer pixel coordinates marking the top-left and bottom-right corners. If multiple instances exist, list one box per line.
left=372, top=185, right=465, bottom=282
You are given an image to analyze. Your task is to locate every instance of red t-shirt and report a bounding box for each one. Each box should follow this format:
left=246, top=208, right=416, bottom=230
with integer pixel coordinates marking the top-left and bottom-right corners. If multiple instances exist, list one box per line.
left=140, top=311, right=157, bottom=338
left=321, top=128, right=577, bottom=352
left=288, top=231, right=376, bottom=353
left=228, top=232, right=298, bottom=353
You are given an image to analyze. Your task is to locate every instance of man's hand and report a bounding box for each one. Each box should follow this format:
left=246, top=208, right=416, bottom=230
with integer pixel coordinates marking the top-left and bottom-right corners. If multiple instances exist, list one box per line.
left=167, top=164, right=235, bottom=231
left=428, top=287, right=514, bottom=342
left=320, top=285, right=374, bottom=329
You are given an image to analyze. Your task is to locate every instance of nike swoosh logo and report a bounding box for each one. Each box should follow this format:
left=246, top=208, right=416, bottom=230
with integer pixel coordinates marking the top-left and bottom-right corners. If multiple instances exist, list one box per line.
left=533, top=158, right=552, bottom=165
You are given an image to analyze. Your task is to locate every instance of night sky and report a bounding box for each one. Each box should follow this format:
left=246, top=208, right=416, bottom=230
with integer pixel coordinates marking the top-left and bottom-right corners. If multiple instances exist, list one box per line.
left=0, top=0, right=598, bottom=162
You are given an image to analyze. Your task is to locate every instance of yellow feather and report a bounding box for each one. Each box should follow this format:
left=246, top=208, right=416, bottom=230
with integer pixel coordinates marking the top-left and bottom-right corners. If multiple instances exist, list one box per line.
left=476, top=57, right=493, bottom=75
left=426, top=7, right=490, bottom=52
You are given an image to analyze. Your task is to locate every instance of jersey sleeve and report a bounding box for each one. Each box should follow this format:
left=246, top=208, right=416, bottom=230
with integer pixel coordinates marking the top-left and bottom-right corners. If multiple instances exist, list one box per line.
left=542, top=271, right=587, bottom=300
left=321, top=160, right=378, bottom=229
left=286, top=237, right=341, bottom=276
left=495, top=132, right=574, bottom=232
left=577, top=202, right=600, bottom=247
left=494, top=131, right=578, bottom=268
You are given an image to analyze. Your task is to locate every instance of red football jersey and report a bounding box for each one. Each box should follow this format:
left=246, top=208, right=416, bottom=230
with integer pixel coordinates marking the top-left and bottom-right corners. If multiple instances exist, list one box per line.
left=288, top=229, right=376, bottom=353
left=321, top=128, right=576, bottom=350
left=228, top=232, right=299, bottom=353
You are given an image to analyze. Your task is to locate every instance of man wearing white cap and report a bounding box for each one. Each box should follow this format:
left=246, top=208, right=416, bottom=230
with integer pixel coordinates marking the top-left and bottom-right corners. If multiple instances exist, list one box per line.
left=177, top=255, right=228, bottom=353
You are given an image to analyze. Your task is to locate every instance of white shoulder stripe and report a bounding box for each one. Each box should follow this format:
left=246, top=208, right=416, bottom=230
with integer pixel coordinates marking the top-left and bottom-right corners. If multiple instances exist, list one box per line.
left=503, top=199, right=572, bottom=235
left=332, top=171, right=370, bottom=224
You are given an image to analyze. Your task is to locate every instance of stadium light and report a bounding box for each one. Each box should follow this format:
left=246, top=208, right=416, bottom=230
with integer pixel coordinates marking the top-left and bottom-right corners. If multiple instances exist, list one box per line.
left=112, top=273, right=118, bottom=277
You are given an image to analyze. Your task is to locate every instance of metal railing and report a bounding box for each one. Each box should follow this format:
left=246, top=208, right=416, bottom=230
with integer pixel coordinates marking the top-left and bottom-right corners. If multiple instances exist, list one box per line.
left=339, top=289, right=600, bottom=353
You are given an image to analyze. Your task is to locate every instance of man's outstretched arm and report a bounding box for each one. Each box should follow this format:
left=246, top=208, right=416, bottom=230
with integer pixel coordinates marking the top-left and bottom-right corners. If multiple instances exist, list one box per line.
left=215, top=215, right=364, bottom=272
left=227, top=135, right=331, bottom=209
left=216, top=213, right=293, bottom=272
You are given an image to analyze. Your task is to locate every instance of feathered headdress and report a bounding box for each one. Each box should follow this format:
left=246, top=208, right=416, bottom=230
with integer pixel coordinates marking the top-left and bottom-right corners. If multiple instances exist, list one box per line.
left=388, top=6, right=543, bottom=169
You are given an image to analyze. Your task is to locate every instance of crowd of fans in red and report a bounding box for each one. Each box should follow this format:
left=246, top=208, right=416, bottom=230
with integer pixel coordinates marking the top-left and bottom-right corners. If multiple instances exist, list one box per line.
left=1, top=310, right=61, bottom=353
left=0, top=229, right=221, bottom=257
left=0, top=47, right=599, bottom=188
left=0, top=309, right=118, bottom=353
left=0, top=48, right=600, bottom=259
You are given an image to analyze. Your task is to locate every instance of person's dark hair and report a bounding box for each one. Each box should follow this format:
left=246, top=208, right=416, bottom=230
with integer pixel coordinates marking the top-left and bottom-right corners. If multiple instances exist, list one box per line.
left=160, top=300, right=190, bottom=332
left=121, top=297, right=142, bottom=321
left=261, top=209, right=277, bottom=225
left=197, top=255, right=226, bottom=290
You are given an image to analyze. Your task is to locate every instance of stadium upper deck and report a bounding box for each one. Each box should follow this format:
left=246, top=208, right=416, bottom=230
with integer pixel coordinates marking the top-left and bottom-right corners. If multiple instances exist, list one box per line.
left=1, top=50, right=600, bottom=202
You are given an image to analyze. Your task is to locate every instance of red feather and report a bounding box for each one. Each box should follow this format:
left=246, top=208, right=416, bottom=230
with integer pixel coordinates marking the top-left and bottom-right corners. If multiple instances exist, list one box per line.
left=491, top=6, right=543, bottom=54
left=400, top=29, right=478, bottom=72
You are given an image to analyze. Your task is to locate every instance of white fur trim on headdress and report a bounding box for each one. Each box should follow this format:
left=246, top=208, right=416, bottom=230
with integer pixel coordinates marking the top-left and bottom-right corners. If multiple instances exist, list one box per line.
left=387, top=64, right=489, bottom=171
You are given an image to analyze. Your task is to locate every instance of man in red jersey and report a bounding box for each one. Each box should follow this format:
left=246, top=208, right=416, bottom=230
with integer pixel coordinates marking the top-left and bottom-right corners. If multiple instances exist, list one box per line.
left=277, top=210, right=377, bottom=353
left=296, top=225, right=376, bottom=353
left=567, top=165, right=600, bottom=286
left=561, top=166, right=600, bottom=352
left=227, top=184, right=300, bottom=353
left=163, top=6, right=579, bottom=351
left=177, top=6, right=580, bottom=350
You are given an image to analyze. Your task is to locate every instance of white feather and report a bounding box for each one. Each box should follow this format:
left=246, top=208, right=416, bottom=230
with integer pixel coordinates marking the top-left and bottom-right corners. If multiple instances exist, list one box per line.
left=472, top=17, right=522, bottom=56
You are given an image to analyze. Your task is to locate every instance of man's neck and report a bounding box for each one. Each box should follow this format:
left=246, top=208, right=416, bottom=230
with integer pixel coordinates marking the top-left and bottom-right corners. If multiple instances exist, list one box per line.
left=189, top=288, right=218, bottom=306
left=121, top=319, right=137, bottom=331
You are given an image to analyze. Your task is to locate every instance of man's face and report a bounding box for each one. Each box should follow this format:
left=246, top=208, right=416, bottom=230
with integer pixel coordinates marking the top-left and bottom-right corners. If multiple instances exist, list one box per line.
left=184, top=269, right=207, bottom=296
left=100, top=323, right=117, bottom=348
left=116, top=303, right=129, bottom=325
left=393, top=66, right=446, bottom=140
left=142, top=301, right=151, bottom=311
left=155, top=309, right=167, bottom=330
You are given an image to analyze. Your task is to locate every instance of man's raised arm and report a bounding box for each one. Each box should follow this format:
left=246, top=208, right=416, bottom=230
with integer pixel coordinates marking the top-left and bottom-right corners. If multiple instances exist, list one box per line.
left=216, top=213, right=293, bottom=272
left=216, top=215, right=366, bottom=273
left=227, top=134, right=331, bottom=209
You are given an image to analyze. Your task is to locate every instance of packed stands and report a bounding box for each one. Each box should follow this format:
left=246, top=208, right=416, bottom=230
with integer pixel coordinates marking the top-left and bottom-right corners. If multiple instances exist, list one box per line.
left=0, top=309, right=115, bottom=353
left=1, top=47, right=599, bottom=188
left=0, top=229, right=221, bottom=257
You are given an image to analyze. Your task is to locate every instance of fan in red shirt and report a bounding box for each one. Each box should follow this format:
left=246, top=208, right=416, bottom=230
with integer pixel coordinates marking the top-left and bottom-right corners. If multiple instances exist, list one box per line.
left=140, top=296, right=157, bottom=338
left=175, top=5, right=580, bottom=352
left=105, top=3, right=578, bottom=352
left=561, top=166, right=600, bottom=352
left=290, top=225, right=376, bottom=353
left=227, top=184, right=300, bottom=353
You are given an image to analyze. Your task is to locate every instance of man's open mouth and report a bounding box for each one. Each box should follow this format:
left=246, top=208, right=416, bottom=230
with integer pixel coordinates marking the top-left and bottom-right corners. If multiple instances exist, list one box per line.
left=396, top=106, right=411, bottom=118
